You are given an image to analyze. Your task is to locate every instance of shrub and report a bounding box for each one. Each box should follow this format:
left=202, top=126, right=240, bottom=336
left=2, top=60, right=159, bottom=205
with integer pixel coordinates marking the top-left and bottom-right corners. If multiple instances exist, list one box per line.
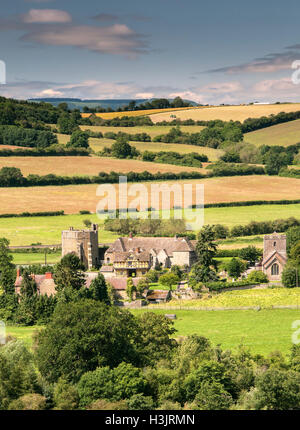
left=247, top=271, right=268, bottom=283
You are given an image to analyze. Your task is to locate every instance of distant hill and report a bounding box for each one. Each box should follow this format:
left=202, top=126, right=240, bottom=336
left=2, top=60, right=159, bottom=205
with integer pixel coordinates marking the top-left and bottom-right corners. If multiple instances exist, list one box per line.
left=28, top=98, right=198, bottom=111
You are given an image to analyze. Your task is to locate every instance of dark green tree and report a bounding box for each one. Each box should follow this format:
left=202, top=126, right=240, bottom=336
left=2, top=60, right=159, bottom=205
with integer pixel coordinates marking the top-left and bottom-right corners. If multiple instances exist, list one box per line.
left=54, top=253, right=86, bottom=303
left=34, top=300, right=139, bottom=383
left=0, top=238, right=15, bottom=294
left=88, top=273, right=109, bottom=303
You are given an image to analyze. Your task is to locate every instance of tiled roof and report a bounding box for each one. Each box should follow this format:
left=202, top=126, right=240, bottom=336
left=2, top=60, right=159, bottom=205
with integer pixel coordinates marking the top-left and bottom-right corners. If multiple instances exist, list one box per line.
left=15, top=273, right=56, bottom=297
left=113, top=251, right=150, bottom=262
left=106, top=236, right=195, bottom=257
left=106, top=277, right=142, bottom=290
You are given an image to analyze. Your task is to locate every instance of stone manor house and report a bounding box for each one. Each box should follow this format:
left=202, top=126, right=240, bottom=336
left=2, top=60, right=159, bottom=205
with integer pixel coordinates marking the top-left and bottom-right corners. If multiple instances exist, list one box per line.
left=60, top=225, right=288, bottom=282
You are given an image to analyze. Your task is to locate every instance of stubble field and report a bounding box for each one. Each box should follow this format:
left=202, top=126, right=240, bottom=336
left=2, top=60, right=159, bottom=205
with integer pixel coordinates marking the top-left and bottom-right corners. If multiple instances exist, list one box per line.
left=150, top=103, right=300, bottom=123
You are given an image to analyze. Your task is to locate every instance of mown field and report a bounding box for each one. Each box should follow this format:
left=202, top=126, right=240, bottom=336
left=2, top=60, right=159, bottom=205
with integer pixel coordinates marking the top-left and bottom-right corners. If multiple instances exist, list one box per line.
left=1, top=202, right=299, bottom=246
left=80, top=125, right=206, bottom=138
left=11, top=251, right=61, bottom=265
left=245, top=119, right=300, bottom=147
left=80, top=106, right=203, bottom=119
left=9, top=305, right=300, bottom=355
left=131, top=307, right=300, bottom=356
left=0, top=156, right=206, bottom=176
left=150, top=103, right=300, bottom=123
left=0, top=175, right=299, bottom=216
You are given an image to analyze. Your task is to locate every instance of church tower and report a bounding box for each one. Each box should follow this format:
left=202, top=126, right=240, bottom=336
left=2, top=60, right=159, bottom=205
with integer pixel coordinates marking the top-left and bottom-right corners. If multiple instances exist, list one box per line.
left=262, top=232, right=287, bottom=281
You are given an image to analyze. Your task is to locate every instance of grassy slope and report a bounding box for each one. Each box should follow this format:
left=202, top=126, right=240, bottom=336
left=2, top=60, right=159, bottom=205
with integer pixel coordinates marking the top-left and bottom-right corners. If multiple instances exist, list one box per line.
left=56, top=131, right=223, bottom=162
left=1, top=203, right=300, bottom=246
left=150, top=103, right=300, bottom=123
left=7, top=305, right=300, bottom=355
left=11, top=251, right=61, bottom=265
left=244, top=119, right=300, bottom=147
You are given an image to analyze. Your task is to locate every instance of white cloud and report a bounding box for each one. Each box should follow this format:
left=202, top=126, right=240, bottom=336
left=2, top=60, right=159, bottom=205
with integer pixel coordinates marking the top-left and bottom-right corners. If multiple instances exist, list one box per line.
left=36, top=88, right=63, bottom=97
left=22, top=9, right=72, bottom=24
left=135, top=92, right=154, bottom=99
left=21, top=24, right=147, bottom=56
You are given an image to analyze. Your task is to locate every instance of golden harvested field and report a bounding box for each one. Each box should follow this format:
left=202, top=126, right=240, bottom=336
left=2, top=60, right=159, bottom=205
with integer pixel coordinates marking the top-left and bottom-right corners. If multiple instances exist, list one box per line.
left=80, top=125, right=205, bottom=138
left=244, top=119, right=300, bottom=147
left=0, top=175, right=299, bottom=215
left=150, top=104, right=300, bottom=123
left=81, top=106, right=203, bottom=119
left=0, top=156, right=206, bottom=176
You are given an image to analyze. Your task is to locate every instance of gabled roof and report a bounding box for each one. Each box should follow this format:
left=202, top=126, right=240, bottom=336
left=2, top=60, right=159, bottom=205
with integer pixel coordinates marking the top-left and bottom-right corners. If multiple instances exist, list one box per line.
left=262, top=250, right=287, bottom=269
left=113, top=251, right=150, bottom=262
left=106, top=277, right=142, bottom=290
left=146, top=290, right=170, bottom=300
left=106, top=236, right=195, bottom=257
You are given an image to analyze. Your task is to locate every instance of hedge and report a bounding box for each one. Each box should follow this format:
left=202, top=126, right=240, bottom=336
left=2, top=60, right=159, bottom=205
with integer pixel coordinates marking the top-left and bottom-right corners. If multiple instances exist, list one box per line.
left=0, top=210, right=65, bottom=218
left=206, top=280, right=261, bottom=291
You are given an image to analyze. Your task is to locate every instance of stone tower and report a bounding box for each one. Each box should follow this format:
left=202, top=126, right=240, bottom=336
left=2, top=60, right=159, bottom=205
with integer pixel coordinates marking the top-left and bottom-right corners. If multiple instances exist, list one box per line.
left=61, top=224, right=99, bottom=270
left=263, top=232, right=287, bottom=260
left=262, top=232, right=287, bottom=281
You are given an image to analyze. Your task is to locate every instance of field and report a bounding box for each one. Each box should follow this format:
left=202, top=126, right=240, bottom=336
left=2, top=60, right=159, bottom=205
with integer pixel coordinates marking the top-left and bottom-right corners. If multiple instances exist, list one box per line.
left=1, top=202, right=300, bottom=246
left=9, top=306, right=300, bottom=355
left=56, top=130, right=223, bottom=162
left=80, top=125, right=206, bottom=138
left=0, top=175, right=299, bottom=216
left=11, top=251, right=61, bottom=265
left=150, top=103, right=300, bottom=123
left=245, top=119, right=300, bottom=147
left=0, top=156, right=206, bottom=176
left=165, top=287, right=300, bottom=309
left=131, top=308, right=300, bottom=356
left=80, top=106, right=203, bottom=119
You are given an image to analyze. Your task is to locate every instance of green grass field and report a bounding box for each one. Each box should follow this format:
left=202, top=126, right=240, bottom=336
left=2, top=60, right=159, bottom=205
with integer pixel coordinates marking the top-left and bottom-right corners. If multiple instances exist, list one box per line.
left=6, top=325, right=43, bottom=349
left=131, top=308, right=300, bottom=356
left=244, top=119, right=300, bottom=147
left=7, top=307, right=300, bottom=355
left=11, top=252, right=61, bottom=265
left=1, top=203, right=299, bottom=246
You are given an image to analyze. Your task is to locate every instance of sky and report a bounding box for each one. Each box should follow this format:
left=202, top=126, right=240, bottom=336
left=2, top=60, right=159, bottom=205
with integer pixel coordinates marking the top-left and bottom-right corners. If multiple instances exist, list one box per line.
left=0, top=0, right=300, bottom=104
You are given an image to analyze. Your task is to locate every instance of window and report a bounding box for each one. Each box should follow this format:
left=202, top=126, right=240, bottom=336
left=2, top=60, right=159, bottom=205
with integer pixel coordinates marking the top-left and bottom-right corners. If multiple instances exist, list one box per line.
left=273, top=242, right=277, bottom=247
left=271, top=263, right=279, bottom=276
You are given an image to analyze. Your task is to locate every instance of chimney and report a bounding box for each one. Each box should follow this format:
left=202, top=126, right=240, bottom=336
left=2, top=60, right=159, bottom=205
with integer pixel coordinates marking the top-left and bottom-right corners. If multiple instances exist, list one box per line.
left=45, top=272, right=53, bottom=280
left=129, top=232, right=133, bottom=240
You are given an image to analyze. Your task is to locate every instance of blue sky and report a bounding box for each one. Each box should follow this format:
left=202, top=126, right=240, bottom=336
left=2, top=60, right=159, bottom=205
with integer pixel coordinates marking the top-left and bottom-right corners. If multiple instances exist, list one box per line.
left=0, top=0, right=300, bottom=103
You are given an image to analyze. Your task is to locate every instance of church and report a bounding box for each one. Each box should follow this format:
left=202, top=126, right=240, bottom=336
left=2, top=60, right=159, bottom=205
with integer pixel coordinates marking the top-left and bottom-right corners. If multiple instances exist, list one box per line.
left=257, top=232, right=287, bottom=281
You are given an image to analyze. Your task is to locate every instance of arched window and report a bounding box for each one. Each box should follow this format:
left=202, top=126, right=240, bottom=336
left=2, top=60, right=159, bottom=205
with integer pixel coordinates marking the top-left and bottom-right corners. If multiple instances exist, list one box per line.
left=271, top=263, right=279, bottom=276
left=273, top=242, right=277, bottom=247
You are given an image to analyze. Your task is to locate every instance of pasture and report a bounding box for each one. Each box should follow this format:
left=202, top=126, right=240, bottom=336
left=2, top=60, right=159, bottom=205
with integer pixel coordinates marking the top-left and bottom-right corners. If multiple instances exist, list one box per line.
left=245, top=119, right=300, bottom=147
left=7, top=300, right=300, bottom=355
left=0, top=155, right=206, bottom=176
left=131, top=307, right=300, bottom=356
left=150, top=103, right=300, bottom=123
left=11, top=251, right=61, bottom=265
left=1, top=202, right=299, bottom=246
